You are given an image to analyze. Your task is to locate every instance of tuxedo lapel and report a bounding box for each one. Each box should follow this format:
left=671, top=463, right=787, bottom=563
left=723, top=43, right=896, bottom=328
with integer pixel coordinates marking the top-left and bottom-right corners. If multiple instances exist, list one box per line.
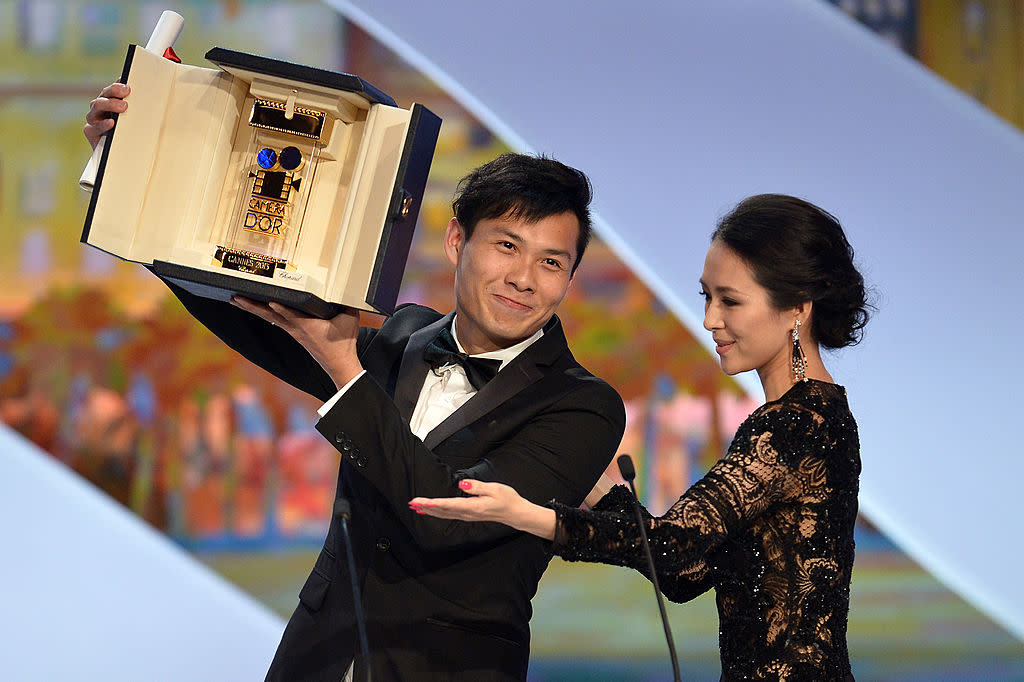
left=423, top=316, right=569, bottom=451
left=393, top=312, right=454, bottom=423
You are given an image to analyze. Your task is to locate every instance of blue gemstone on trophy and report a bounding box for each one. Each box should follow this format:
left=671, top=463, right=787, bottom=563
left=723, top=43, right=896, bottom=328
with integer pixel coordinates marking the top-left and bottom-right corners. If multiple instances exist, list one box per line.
left=257, top=148, right=277, bottom=169
left=280, top=146, right=303, bottom=171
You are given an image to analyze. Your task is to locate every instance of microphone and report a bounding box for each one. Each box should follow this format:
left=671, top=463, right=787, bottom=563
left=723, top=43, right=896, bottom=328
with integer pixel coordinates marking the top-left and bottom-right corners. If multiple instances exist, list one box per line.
left=333, top=498, right=372, bottom=682
left=617, top=454, right=682, bottom=682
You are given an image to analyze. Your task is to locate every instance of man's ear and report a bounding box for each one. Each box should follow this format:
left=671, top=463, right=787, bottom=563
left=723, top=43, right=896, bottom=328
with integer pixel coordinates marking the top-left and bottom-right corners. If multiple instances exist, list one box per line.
left=443, top=218, right=464, bottom=267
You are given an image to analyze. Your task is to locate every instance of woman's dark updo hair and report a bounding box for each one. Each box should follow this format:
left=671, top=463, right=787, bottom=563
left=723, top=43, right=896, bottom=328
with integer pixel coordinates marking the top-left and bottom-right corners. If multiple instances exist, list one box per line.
left=712, top=194, right=870, bottom=349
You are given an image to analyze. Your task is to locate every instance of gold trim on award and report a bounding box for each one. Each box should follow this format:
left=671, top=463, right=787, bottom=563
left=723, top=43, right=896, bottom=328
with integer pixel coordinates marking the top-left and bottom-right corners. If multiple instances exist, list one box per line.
left=213, top=246, right=286, bottom=278
left=249, top=98, right=328, bottom=140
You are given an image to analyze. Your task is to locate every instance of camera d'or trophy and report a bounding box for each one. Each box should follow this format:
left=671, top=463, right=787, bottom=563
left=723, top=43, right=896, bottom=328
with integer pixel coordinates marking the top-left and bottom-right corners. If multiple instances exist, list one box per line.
left=217, top=98, right=326, bottom=278
left=81, top=17, right=441, bottom=318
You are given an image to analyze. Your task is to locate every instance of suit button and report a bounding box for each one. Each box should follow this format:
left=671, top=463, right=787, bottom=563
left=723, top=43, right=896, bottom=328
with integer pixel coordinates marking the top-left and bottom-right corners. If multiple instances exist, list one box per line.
left=376, top=537, right=390, bottom=552
left=334, top=433, right=347, bottom=444
left=356, top=455, right=367, bottom=468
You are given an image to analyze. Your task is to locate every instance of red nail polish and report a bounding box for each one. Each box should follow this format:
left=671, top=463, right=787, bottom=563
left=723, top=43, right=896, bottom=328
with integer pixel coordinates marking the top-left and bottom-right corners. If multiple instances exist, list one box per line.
left=458, top=480, right=471, bottom=490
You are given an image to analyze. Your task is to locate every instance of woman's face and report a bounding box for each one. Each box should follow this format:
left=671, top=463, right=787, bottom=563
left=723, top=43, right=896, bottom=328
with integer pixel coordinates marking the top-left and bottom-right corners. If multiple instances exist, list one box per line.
left=700, top=240, right=796, bottom=386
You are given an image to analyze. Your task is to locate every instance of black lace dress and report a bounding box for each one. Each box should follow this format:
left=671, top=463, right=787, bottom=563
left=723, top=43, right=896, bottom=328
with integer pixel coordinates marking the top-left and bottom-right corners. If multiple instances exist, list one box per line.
left=551, top=379, right=860, bottom=681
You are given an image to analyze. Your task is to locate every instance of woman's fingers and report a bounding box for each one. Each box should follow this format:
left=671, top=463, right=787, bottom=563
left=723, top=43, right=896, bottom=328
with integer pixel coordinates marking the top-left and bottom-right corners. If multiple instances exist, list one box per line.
left=456, top=479, right=491, bottom=495
left=409, top=480, right=506, bottom=520
left=408, top=496, right=481, bottom=520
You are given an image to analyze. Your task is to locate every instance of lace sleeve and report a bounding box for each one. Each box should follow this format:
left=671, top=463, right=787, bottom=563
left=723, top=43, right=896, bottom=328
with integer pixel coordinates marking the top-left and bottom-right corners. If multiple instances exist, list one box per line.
left=551, top=402, right=827, bottom=602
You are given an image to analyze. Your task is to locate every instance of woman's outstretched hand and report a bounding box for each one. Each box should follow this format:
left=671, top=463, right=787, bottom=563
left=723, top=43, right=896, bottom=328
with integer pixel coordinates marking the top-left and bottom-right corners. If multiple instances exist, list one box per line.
left=410, top=479, right=558, bottom=541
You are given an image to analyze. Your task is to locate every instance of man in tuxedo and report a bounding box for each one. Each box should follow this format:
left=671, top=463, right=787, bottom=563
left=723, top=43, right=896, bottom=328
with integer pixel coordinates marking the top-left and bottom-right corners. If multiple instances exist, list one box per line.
left=86, top=92, right=622, bottom=680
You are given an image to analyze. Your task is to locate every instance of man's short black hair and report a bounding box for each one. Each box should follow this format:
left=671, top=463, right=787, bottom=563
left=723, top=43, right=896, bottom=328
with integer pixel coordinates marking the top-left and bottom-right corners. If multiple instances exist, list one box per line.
left=452, top=153, right=593, bottom=274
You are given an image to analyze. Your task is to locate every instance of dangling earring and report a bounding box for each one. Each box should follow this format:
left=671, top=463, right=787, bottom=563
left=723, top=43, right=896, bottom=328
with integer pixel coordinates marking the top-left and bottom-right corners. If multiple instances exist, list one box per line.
left=792, top=319, right=808, bottom=383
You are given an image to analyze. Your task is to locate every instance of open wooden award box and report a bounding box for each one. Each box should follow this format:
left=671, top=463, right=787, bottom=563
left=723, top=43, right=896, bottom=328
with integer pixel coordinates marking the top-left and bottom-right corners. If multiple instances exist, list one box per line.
left=82, top=46, right=441, bottom=317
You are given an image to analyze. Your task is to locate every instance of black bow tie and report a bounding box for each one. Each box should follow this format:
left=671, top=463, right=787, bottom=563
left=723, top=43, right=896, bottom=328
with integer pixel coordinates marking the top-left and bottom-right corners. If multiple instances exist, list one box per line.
left=423, top=326, right=501, bottom=390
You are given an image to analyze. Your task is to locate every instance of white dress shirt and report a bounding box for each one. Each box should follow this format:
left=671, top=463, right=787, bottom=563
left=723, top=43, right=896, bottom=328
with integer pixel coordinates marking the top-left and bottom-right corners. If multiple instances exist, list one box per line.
left=318, top=316, right=544, bottom=441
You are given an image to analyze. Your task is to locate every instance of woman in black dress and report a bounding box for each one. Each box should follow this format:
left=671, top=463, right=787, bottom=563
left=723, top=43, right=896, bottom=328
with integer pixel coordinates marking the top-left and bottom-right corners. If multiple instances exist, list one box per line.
left=412, top=194, right=870, bottom=681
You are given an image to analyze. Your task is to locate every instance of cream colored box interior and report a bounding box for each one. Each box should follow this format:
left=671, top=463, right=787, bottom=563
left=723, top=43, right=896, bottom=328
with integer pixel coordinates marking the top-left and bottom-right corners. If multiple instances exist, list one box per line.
left=86, top=45, right=414, bottom=308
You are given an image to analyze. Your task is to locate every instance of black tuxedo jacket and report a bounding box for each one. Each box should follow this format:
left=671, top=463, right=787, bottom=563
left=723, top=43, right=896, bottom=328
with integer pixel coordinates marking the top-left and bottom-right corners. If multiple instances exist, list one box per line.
left=165, top=286, right=625, bottom=681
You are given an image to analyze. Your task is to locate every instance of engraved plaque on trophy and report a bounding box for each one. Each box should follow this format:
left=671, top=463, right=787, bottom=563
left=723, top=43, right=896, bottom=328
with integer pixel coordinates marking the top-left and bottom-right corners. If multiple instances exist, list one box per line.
left=81, top=47, right=441, bottom=317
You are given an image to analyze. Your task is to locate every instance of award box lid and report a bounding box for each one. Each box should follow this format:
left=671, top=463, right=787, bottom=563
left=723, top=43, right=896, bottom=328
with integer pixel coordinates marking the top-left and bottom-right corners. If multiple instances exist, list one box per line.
left=204, top=47, right=397, bottom=107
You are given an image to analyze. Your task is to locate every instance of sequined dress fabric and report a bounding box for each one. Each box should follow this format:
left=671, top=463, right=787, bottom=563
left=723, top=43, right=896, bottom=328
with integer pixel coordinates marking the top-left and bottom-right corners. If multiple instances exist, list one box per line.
left=551, top=380, right=860, bottom=681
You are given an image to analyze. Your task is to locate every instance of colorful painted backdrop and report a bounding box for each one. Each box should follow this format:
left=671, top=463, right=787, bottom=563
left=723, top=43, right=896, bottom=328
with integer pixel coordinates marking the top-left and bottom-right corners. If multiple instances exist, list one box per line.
left=2, top=1, right=1022, bottom=679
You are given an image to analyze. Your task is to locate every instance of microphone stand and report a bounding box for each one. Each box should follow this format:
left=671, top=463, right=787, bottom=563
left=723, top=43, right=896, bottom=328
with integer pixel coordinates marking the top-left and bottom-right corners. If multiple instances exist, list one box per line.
left=617, top=454, right=682, bottom=682
left=334, top=498, right=371, bottom=682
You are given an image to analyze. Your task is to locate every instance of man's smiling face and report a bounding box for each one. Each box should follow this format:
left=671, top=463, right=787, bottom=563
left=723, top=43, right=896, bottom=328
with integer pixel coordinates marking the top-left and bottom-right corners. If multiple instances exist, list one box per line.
left=444, top=212, right=579, bottom=354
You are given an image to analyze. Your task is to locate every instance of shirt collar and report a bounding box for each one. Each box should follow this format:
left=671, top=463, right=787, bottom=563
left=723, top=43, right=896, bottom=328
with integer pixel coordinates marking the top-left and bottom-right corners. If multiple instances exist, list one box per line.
left=451, top=315, right=545, bottom=371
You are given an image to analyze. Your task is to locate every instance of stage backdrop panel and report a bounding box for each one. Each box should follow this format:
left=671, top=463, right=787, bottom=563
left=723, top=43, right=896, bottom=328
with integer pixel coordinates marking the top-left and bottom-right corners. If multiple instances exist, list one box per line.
left=0, top=427, right=284, bottom=681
